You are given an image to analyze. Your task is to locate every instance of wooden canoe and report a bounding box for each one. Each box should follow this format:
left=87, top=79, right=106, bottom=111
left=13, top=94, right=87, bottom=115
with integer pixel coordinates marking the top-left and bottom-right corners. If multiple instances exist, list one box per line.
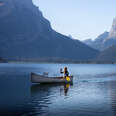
left=31, top=72, right=73, bottom=84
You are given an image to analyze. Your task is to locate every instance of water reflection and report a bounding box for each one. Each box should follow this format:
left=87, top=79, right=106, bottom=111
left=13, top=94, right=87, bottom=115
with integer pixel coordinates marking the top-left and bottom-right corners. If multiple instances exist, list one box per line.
left=31, top=84, right=72, bottom=115
left=31, top=83, right=72, bottom=97
left=59, top=83, right=72, bottom=96
left=0, top=75, right=32, bottom=116
left=0, top=63, right=116, bottom=116
left=108, top=81, right=116, bottom=116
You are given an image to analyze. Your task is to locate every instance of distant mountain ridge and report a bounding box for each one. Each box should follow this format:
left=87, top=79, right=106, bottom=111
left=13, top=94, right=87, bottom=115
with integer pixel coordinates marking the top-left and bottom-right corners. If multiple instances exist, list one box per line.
left=83, top=32, right=109, bottom=50
left=83, top=20, right=116, bottom=62
left=96, top=44, right=116, bottom=62
left=83, top=17, right=116, bottom=51
left=0, top=0, right=99, bottom=61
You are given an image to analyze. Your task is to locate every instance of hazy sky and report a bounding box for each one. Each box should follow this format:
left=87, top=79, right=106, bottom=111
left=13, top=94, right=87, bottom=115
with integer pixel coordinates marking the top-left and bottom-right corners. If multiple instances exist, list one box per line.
left=33, top=0, right=116, bottom=40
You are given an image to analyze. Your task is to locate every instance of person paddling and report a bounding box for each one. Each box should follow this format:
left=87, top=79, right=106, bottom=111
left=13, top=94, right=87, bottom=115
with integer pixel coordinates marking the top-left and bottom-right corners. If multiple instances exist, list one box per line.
left=60, top=67, right=69, bottom=78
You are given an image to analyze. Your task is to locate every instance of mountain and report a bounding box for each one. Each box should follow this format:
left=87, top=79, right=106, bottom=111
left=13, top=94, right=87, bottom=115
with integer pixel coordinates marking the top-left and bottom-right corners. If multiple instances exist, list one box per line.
left=109, top=17, right=116, bottom=38
left=83, top=32, right=109, bottom=50
left=96, top=44, right=116, bottom=62
left=83, top=17, right=116, bottom=51
left=0, top=0, right=99, bottom=61
left=83, top=39, right=93, bottom=46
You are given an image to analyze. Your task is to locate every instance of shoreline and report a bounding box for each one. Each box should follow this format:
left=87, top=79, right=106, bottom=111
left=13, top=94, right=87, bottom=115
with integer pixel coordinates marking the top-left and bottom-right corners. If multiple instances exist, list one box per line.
left=3, top=60, right=115, bottom=64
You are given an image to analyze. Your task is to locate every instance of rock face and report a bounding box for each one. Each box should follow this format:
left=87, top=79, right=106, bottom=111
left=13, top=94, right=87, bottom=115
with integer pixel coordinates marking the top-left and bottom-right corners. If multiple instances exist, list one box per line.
left=109, top=17, right=116, bottom=38
left=83, top=17, right=116, bottom=51
left=0, top=0, right=99, bottom=61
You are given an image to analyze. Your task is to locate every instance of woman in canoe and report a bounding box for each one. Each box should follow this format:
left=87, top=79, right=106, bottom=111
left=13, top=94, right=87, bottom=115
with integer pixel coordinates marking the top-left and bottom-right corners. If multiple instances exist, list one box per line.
left=60, top=67, right=69, bottom=78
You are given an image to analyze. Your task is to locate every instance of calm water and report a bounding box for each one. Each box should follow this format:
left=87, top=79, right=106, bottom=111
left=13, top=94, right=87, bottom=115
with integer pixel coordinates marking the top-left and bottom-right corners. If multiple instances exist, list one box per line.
left=0, top=63, right=116, bottom=116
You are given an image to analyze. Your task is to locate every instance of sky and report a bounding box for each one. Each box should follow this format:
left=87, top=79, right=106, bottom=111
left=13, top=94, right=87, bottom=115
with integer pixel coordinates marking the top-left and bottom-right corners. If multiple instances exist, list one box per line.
left=33, top=0, right=116, bottom=40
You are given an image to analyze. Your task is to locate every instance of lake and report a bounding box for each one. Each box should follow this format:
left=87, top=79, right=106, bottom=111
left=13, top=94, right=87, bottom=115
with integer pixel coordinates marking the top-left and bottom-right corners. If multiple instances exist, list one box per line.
left=0, top=63, right=116, bottom=116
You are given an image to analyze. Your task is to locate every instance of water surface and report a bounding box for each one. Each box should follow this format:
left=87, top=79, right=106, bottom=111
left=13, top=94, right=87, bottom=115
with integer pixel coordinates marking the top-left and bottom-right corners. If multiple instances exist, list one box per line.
left=0, top=63, right=116, bottom=116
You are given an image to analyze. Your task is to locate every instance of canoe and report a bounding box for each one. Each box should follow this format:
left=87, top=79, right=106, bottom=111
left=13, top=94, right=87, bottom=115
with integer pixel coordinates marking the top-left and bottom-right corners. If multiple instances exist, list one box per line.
left=31, top=72, right=73, bottom=84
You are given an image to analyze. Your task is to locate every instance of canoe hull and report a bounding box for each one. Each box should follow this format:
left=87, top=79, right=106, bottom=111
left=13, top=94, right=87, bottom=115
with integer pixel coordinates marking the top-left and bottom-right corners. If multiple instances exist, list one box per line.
left=31, top=73, right=73, bottom=84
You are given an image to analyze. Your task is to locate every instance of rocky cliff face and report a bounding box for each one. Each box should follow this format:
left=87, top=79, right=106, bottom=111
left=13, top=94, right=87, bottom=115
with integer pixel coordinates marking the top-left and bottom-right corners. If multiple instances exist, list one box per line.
left=0, top=0, right=99, bottom=61
left=0, top=0, right=51, bottom=41
left=109, top=17, right=116, bottom=38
